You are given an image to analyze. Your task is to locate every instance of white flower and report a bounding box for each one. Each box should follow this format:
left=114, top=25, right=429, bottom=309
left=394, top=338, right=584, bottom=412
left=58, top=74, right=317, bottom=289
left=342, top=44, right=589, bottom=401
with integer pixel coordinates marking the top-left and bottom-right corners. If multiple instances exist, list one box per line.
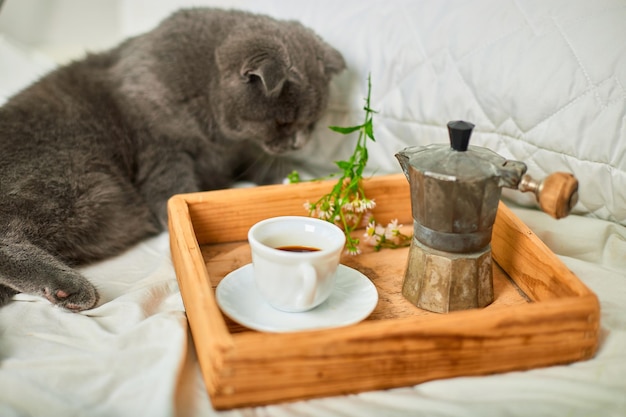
left=383, top=219, right=402, bottom=244
left=363, top=231, right=378, bottom=246
left=364, top=220, right=377, bottom=237
left=342, top=200, right=354, bottom=212
left=352, top=197, right=376, bottom=213
left=364, top=198, right=376, bottom=210
left=363, top=220, right=384, bottom=246
left=385, top=219, right=401, bottom=237
left=318, top=208, right=333, bottom=220
left=345, top=245, right=362, bottom=255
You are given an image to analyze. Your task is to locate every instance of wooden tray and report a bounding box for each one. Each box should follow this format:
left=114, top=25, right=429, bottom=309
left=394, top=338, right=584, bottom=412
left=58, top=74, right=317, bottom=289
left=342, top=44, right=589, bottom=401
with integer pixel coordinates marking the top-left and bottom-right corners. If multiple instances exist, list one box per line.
left=168, top=173, right=600, bottom=410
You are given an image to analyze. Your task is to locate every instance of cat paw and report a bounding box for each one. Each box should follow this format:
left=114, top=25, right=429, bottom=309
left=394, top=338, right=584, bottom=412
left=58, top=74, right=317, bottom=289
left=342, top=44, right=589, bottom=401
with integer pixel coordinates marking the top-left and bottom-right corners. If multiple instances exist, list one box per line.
left=43, top=284, right=99, bottom=312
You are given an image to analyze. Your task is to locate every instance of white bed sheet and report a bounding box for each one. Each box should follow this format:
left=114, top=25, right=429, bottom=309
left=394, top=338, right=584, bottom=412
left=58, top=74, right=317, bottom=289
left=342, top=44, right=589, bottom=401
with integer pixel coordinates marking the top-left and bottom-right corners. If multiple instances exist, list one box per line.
left=1, top=206, right=624, bottom=417
left=1, top=1, right=625, bottom=416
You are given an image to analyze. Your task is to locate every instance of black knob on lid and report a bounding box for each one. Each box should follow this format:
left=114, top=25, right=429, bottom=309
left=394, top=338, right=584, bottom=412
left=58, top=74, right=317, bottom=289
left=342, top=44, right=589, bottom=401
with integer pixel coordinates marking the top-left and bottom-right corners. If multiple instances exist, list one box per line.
left=447, top=120, right=475, bottom=152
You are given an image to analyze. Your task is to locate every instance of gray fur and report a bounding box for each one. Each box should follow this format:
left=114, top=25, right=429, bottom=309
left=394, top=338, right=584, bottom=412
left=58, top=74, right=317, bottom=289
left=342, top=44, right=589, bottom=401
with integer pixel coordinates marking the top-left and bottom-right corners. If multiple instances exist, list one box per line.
left=0, top=8, right=345, bottom=311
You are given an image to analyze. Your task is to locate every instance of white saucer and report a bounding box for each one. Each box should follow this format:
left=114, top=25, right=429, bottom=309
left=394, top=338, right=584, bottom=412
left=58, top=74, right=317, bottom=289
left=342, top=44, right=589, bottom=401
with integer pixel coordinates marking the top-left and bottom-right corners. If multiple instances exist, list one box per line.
left=216, top=264, right=378, bottom=333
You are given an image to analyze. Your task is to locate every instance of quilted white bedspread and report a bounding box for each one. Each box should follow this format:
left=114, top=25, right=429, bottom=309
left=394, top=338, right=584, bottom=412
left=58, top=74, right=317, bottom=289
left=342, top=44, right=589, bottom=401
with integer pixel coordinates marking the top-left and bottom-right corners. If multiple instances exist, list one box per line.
left=1, top=1, right=625, bottom=416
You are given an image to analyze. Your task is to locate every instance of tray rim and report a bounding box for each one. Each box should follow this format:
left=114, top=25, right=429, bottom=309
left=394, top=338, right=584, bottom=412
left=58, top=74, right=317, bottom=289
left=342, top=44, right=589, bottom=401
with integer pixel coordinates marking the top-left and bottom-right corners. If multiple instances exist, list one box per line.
left=168, top=173, right=600, bottom=409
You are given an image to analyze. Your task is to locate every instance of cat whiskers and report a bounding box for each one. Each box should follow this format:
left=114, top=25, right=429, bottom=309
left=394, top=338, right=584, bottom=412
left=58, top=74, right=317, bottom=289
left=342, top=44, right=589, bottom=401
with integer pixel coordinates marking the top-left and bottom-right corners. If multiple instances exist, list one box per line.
left=234, top=151, right=291, bottom=185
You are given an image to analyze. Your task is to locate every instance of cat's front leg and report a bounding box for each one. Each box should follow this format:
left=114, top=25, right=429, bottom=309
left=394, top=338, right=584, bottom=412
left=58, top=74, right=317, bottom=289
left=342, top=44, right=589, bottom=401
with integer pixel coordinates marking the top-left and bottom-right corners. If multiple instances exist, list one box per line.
left=136, top=151, right=201, bottom=230
left=0, top=238, right=99, bottom=311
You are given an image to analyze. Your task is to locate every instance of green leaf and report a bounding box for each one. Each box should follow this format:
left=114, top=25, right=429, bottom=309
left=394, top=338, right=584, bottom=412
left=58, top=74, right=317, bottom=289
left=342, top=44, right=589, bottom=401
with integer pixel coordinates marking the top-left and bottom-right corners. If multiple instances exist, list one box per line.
left=361, top=146, right=369, bottom=163
left=364, top=118, right=375, bottom=141
left=335, top=160, right=352, bottom=170
left=329, top=124, right=363, bottom=135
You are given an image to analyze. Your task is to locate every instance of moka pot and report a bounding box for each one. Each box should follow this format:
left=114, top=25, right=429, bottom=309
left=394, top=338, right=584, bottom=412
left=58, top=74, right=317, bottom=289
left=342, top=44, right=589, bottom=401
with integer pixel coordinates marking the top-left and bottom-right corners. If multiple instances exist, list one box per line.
left=395, top=121, right=578, bottom=313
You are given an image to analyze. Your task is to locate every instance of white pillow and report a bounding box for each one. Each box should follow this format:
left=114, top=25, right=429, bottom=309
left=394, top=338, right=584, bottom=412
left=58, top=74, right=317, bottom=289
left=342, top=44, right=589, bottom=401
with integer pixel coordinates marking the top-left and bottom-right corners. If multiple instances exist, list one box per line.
left=0, top=35, right=54, bottom=105
left=21, top=0, right=626, bottom=225
left=278, top=0, right=626, bottom=226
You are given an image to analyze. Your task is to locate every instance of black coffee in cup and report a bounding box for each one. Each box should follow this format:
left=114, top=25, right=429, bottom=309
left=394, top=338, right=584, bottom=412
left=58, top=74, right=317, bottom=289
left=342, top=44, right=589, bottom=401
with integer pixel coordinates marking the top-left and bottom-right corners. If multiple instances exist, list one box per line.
left=276, top=245, right=321, bottom=253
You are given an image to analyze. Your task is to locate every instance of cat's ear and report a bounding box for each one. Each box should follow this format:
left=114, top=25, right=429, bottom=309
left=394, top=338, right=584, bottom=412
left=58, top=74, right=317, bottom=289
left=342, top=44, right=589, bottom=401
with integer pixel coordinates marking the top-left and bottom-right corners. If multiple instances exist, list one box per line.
left=240, top=54, right=289, bottom=97
left=216, top=38, right=290, bottom=98
left=320, top=45, right=346, bottom=76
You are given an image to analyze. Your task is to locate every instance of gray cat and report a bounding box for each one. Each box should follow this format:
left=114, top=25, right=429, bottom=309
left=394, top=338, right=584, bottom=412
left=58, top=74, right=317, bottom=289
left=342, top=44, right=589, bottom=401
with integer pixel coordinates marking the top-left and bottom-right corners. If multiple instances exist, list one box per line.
left=0, top=8, right=345, bottom=311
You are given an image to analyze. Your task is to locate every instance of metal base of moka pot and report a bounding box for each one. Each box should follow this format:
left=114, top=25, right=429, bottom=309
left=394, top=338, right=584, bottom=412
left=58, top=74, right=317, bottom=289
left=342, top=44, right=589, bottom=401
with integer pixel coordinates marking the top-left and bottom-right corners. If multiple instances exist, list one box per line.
left=402, top=237, right=494, bottom=313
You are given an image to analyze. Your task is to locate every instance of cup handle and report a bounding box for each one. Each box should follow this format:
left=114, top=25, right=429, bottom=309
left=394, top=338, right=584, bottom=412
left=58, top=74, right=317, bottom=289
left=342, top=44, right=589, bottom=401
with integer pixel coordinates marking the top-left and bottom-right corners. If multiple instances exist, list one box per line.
left=296, top=263, right=318, bottom=310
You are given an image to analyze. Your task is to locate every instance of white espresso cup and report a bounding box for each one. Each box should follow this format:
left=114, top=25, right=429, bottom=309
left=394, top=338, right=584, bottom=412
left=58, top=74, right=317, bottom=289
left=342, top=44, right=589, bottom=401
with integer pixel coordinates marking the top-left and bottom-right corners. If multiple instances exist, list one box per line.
left=248, top=216, right=346, bottom=312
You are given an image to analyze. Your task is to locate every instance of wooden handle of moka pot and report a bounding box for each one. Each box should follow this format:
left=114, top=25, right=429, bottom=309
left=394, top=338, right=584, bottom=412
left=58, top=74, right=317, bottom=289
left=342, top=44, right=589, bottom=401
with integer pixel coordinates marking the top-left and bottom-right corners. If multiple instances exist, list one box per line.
left=536, top=172, right=579, bottom=219
left=519, top=172, right=579, bottom=219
